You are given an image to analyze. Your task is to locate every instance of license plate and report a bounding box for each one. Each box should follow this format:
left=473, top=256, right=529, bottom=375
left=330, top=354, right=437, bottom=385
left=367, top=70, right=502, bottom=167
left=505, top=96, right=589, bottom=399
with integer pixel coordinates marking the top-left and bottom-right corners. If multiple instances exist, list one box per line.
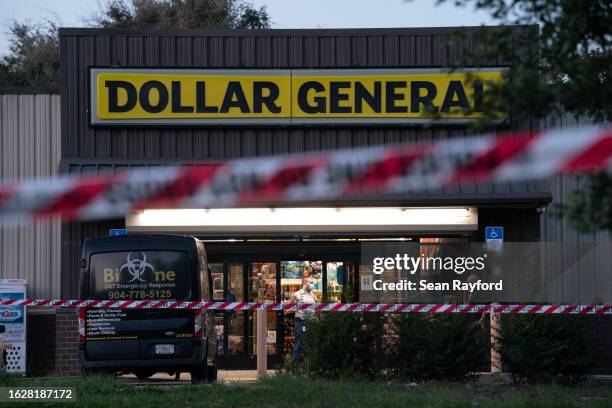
left=155, top=344, right=174, bottom=355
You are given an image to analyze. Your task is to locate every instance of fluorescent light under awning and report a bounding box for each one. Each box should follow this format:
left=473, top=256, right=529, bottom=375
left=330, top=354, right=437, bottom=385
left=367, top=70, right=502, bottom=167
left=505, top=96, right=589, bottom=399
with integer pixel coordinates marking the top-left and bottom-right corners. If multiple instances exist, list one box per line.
left=126, top=207, right=478, bottom=234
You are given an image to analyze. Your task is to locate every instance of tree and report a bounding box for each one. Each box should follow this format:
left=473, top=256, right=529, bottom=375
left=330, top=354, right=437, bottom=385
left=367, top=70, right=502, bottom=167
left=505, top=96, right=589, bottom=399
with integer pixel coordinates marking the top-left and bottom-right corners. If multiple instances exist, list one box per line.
left=0, top=0, right=272, bottom=86
left=88, top=0, right=271, bottom=29
left=434, top=0, right=611, bottom=232
left=0, top=20, right=60, bottom=87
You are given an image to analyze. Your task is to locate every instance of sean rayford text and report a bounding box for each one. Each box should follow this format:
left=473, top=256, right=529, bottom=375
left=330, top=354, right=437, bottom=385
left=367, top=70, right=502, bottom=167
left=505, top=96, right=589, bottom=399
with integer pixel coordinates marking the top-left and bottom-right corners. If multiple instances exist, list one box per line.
left=370, top=253, right=503, bottom=293
left=372, top=279, right=503, bottom=292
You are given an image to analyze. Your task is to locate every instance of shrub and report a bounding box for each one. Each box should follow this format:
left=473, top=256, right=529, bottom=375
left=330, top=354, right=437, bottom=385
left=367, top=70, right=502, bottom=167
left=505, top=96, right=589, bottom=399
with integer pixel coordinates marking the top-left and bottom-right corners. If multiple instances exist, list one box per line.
left=500, top=315, right=592, bottom=384
left=299, top=312, right=385, bottom=378
left=393, top=314, right=488, bottom=381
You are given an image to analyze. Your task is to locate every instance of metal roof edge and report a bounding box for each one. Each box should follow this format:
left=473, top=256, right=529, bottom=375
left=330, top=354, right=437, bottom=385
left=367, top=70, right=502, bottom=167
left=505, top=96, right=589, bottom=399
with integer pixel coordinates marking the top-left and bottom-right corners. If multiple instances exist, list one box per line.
left=58, top=25, right=538, bottom=38
left=0, top=86, right=59, bottom=95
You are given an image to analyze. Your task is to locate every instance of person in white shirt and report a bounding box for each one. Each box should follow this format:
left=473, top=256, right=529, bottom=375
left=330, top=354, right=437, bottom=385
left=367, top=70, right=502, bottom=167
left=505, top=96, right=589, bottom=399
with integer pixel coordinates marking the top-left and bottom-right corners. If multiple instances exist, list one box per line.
left=291, top=276, right=317, bottom=362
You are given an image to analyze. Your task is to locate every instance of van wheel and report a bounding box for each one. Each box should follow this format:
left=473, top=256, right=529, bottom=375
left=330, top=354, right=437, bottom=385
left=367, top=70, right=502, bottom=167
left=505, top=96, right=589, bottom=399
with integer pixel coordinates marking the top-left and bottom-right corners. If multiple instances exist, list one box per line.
left=206, top=362, right=217, bottom=383
left=190, top=364, right=207, bottom=383
left=134, top=369, right=155, bottom=380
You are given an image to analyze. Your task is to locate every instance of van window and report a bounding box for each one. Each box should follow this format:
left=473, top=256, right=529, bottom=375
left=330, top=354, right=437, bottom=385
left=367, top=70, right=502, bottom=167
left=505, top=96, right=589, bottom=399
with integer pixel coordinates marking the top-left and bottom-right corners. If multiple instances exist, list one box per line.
left=88, top=251, right=192, bottom=301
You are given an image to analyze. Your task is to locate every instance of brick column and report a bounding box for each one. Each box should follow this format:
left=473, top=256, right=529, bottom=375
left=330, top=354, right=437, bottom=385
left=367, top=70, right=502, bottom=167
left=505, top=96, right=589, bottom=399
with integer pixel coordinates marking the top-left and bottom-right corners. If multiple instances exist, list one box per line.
left=26, top=311, right=56, bottom=376
left=54, top=308, right=80, bottom=375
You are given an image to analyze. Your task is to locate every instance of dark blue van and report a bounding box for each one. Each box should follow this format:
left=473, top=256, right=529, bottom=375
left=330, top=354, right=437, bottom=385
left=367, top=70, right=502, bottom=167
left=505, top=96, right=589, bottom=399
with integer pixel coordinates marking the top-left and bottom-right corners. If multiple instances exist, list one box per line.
left=78, top=234, right=217, bottom=382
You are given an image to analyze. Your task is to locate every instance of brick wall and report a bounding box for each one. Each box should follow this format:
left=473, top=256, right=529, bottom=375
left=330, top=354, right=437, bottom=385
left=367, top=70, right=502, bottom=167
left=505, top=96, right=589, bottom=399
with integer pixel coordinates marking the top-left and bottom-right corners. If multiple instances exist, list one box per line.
left=54, top=308, right=80, bottom=375
left=26, top=312, right=56, bottom=376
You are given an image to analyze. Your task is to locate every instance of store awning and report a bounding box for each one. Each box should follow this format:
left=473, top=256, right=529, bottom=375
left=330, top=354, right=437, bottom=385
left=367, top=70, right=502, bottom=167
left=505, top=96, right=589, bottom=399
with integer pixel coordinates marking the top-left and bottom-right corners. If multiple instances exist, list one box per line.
left=59, top=159, right=553, bottom=208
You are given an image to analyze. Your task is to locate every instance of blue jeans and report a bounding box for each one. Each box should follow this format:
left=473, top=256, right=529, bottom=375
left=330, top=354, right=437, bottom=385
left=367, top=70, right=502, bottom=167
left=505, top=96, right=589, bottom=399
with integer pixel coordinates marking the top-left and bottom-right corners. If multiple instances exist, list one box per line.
left=292, top=318, right=305, bottom=362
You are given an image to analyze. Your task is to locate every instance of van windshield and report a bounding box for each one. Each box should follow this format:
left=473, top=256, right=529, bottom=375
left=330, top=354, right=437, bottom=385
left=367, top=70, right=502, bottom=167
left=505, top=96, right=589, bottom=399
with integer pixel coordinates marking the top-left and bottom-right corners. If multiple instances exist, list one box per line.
left=88, top=251, right=192, bottom=301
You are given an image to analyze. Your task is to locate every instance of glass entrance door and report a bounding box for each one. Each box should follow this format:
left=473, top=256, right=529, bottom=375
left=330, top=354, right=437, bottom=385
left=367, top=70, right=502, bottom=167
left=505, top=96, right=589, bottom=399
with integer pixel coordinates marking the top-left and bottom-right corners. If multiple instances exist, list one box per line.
left=248, top=263, right=278, bottom=357
left=227, top=263, right=246, bottom=355
left=209, top=263, right=247, bottom=357
left=211, top=257, right=359, bottom=367
left=279, top=260, right=323, bottom=361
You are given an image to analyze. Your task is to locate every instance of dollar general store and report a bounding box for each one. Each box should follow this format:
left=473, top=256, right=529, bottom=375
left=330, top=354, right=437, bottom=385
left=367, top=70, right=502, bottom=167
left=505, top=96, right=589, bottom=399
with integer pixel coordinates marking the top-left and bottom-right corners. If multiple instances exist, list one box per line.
left=3, top=26, right=610, bottom=374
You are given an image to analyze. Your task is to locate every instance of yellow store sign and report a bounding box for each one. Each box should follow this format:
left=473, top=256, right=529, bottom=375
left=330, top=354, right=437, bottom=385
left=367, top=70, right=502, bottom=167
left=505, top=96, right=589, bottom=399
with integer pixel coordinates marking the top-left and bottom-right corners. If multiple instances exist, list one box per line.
left=90, top=68, right=504, bottom=125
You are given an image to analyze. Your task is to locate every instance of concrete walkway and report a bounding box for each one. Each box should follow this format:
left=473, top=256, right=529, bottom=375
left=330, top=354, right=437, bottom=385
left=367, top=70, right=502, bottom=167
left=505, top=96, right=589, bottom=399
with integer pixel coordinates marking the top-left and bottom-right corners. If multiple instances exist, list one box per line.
left=121, top=370, right=277, bottom=384
left=219, top=370, right=277, bottom=383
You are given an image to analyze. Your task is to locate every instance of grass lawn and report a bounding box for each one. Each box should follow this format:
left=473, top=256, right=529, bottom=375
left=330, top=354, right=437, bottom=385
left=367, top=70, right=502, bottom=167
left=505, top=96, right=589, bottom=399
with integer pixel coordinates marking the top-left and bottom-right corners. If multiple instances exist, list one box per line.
left=0, top=373, right=610, bottom=407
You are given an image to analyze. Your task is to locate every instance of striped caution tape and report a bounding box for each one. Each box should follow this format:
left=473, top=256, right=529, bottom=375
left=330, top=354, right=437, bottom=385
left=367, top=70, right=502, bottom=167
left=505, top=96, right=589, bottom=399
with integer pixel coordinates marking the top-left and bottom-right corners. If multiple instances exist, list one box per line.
left=1, top=299, right=611, bottom=314
left=0, top=126, right=610, bottom=222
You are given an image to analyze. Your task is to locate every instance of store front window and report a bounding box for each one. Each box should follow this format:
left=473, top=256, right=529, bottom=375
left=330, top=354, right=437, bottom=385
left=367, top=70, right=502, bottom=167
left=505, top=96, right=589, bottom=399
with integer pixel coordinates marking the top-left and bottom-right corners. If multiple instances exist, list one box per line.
left=249, top=263, right=278, bottom=355
left=279, top=260, right=322, bottom=359
left=228, top=264, right=245, bottom=355
left=209, top=263, right=225, bottom=355
left=211, top=263, right=224, bottom=300
left=326, top=262, right=345, bottom=303
left=281, top=261, right=323, bottom=301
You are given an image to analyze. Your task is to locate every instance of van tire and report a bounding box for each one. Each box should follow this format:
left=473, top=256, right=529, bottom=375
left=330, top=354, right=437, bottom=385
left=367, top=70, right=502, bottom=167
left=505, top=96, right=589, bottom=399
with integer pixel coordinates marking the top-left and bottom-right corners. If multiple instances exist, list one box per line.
left=134, top=369, right=155, bottom=380
left=190, top=364, right=207, bottom=383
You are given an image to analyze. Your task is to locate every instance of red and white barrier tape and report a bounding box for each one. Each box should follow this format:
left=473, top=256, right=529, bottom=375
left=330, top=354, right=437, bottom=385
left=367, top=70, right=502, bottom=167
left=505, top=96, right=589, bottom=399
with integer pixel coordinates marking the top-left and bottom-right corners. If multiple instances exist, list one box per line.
left=1, top=299, right=610, bottom=314
left=0, top=126, right=610, bottom=222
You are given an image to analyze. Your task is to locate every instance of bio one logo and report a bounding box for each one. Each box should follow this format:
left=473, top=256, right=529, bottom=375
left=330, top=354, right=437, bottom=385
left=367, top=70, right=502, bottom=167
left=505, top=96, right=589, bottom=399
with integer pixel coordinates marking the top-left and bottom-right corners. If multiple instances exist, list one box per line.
left=103, top=252, right=176, bottom=283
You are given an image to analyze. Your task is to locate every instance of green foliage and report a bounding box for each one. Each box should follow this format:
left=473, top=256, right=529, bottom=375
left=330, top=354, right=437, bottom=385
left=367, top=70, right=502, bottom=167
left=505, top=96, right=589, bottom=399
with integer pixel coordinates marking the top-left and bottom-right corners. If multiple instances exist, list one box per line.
left=232, top=3, right=271, bottom=29
left=555, top=173, right=612, bottom=232
left=299, top=313, right=487, bottom=381
left=3, top=372, right=612, bottom=407
left=393, top=314, right=487, bottom=381
left=500, top=315, right=593, bottom=384
left=300, top=313, right=385, bottom=378
left=89, top=0, right=271, bottom=29
left=435, top=0, right=611, bottom=123
left=432, top=0, right=612, bottom=233
left=298, top=312, right=592, bottom=384
left=0, top=20, right=60, bottom=86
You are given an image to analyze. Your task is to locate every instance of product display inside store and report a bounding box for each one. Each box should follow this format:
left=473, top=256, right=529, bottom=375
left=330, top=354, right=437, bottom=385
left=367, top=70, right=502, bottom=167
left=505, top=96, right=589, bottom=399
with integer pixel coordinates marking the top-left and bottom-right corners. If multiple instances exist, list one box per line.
left=281, top=261, right=323, bottom=302
left=196, top=254, right=356, bottom=365
left=250, top=263, right=278, bottom=355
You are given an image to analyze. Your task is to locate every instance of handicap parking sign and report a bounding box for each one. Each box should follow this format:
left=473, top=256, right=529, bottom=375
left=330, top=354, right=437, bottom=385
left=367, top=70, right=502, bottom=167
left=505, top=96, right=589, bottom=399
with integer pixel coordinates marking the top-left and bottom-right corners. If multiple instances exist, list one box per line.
left=485, top=226, right=504, bottom=251
left=485, top=226, right=504, bottom=240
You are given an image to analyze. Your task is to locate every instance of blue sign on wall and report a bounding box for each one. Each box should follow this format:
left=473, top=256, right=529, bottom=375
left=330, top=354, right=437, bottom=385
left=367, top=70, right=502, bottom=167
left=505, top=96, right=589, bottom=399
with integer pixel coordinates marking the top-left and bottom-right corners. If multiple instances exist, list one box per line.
left=485, top=226, right=504, bottom=251
left=485, top=226, right=504, bottom=241
left=109, top=228, right=128, bottom=236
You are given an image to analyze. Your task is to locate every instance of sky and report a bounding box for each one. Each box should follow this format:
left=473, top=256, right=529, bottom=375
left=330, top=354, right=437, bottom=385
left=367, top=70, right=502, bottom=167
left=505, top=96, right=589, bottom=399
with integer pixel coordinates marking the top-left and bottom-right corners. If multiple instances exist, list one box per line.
left=0, top=0, right=497, bottom=54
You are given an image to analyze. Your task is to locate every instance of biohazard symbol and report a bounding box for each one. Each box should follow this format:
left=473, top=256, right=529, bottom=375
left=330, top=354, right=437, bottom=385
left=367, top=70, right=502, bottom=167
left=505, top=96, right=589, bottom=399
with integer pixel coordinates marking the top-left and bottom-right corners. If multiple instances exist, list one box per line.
left=120, top=252, right=154, bottom=282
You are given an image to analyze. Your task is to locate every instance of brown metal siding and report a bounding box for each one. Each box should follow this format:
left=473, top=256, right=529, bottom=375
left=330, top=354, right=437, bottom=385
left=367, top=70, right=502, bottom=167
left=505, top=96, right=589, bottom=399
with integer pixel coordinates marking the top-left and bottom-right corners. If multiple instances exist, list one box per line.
left=0, top=94, right=62, bottom=298
left=60, top=26, right=535, bottom=161
left=539, top=112, right=612, bottom=304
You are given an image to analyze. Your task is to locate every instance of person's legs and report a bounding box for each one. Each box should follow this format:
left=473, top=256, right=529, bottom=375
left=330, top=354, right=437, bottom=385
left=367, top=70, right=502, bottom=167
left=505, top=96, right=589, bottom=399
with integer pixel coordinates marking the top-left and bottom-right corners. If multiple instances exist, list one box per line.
left=292, top=318, right=304, bottom=362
